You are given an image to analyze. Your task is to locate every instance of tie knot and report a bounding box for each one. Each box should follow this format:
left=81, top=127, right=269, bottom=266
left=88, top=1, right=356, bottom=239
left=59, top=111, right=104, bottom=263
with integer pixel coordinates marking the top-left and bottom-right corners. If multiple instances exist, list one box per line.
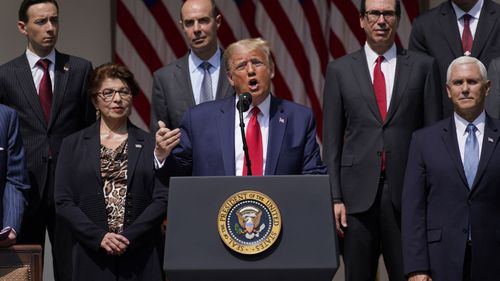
left=201, top=61, right=211, bottom=71
left=376, top=56, right=385, bottom=65
left=37, top=59, right=51, bottom=70
left=466, top=123, right=477, bottom=134
left=463, top=14, right=472, bottom=23
left=251, top=106, right=260, bottom=116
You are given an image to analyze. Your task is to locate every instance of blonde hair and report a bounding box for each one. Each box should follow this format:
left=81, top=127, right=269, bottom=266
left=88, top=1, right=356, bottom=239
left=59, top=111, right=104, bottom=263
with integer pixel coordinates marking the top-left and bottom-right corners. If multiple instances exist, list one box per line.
left=223, top=38, right=274, bottom=71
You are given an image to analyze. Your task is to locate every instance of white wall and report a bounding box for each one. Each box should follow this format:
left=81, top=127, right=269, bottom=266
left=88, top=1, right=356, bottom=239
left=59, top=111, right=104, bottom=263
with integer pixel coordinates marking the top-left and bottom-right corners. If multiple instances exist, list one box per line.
left=0, top=0, right=111, bottom=66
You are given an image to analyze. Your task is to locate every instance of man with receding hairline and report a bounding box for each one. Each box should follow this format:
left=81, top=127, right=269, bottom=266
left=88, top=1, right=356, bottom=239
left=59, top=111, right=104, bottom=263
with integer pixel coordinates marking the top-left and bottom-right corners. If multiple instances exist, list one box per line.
left=151, top=0, right=233, bottom=132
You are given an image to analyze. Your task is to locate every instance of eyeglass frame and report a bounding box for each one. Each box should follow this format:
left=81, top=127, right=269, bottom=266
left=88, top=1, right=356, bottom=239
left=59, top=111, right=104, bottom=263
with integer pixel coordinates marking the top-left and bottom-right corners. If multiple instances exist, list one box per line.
left=363, top=10, right=398, bottom=23
left=95, top=88, right=133, bottom=102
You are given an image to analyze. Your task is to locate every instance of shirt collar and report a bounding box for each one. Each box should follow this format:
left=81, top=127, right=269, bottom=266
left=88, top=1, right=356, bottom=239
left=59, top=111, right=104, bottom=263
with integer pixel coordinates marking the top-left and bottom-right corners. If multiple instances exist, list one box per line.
left=454, top=110, right=486, bottom=136
left=236, top=93, right=271, bottom=119
left=189, top=47, right=221, bottom=73
left=452, top=0, right=483, bottom=20
left=364, top=43, right=397, bottom=66
left=26, top=48, right=56, bottom=70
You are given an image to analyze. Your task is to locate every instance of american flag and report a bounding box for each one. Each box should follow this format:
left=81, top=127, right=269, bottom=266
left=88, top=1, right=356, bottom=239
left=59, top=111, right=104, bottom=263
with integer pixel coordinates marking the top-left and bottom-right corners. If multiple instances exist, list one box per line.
left=115, top=0, right=419, bottom=137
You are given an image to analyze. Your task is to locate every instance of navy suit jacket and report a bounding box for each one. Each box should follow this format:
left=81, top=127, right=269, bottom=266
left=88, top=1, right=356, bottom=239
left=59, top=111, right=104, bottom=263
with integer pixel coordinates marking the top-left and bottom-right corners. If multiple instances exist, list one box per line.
left=163, top=95, right=326, bottom=176
left=402, top=116, right=500, bottom=280
left=0, top=104, right=29, bottom=232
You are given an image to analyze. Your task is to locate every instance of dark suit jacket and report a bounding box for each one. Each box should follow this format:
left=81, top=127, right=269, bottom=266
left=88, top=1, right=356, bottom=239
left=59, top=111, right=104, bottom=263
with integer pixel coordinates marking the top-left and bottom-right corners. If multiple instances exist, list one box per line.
left=0, top=105, right=29, bottom=232
left=322, top=48, right=442, bottom=214
left=409, top=0, right=500, bottom=116
left=54, top=122, right=167, bottom=281
left=162, top=95, right=326, bottom=176
left=402, top=116, right=500, bottom=280
left=486, top=57, right=500, bottom=118
left=151, top=52, right=233, bottom=130
left=0, top=50, right=94, bottom=201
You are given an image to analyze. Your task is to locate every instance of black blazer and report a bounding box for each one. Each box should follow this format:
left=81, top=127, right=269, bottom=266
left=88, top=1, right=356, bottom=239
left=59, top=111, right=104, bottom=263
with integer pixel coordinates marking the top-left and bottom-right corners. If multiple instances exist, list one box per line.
left=409, top=0, right=500, bottom=116
left=54, top=122, right=167, bottom=281
left=322, top=48, right=442, bottom=214
left=0, top=50, right=94, bottom=199
left=402, top=116, right=500, bottom=280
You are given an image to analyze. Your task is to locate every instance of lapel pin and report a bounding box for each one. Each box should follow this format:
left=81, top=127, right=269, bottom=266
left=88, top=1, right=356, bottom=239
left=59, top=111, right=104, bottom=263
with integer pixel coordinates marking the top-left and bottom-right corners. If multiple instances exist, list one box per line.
left=488, top=137, right=494, bottom=143
left=135, top=144, right=142, bottom=148
left=0, top=147, right=4, bottom=151
left=63, top=65, right=69, bottom=72
left=279, top=117, right=285, bottom=124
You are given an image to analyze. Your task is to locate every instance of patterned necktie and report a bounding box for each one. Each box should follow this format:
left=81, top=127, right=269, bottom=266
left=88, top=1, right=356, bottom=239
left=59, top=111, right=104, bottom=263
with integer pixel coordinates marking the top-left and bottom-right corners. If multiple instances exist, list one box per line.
left=37, top=59, right=52, bottom=123
left=464, top=123, right=479, bottom=189
left=373, top=56, right=387, bottom=121
left=199, top=61, right=213, bottom=103
left=243, top=107, right=263, bottom=176
left=462, top=14, right=473, bottom=55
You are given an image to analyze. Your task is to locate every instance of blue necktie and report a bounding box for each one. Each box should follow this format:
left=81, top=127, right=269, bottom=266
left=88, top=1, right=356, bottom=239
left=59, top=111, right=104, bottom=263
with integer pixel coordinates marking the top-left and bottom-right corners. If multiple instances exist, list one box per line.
left=199, top=61, right=213, bottom=103
left=464, top=123, right=479, bottom=189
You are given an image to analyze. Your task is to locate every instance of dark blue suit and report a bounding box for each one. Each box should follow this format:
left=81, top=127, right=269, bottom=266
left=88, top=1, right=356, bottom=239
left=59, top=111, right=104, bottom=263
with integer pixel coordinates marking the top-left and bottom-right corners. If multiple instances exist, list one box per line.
left=163, top=95, right=325, bottom=176
left=0, top=104, right=29, bottom=233
left=402, top=116, right=500, bottom=280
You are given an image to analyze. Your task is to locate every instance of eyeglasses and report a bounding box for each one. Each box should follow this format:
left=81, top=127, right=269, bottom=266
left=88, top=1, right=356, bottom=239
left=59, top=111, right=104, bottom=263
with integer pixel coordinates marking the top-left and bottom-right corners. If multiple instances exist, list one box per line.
left=364, top=10, right=397, bottom=23
left=96, top=88, right=132, bottom=102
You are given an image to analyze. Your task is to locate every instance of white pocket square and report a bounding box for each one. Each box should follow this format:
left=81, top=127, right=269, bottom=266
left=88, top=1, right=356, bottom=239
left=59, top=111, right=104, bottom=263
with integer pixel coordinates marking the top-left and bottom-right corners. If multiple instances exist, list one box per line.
left=0, top=147, right=4, bottom=151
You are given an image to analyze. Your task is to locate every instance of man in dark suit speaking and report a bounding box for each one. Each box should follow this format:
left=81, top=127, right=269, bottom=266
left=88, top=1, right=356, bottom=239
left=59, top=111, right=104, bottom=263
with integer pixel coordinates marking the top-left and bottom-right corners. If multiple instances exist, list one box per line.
left=154, top=38, right=325, bottom=176
left=402, top=56, right=500, bottom=281
left=0, top=105, right=30, bottom=248
left=322, top=0, right=442, bottom=280
left=0, top=1, right=94, bottom=280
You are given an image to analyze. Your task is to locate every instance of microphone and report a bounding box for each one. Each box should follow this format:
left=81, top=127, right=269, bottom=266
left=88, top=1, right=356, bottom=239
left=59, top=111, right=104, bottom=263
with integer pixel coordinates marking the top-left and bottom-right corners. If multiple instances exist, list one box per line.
left=236, top=92, right=253, bottom=175
left=237, top=92, right=252, bottom=112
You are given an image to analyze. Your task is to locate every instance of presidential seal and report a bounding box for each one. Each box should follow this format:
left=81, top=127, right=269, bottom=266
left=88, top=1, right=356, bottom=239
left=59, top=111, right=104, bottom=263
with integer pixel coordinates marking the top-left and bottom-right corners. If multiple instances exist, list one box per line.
left=218, top=190, right=281, bottom=255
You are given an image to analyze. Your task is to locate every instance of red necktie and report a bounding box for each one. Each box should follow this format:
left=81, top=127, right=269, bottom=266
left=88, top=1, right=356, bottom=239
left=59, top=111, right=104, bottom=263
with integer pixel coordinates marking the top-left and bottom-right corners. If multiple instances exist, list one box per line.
left=373, top=56, right=387, bottom=171
left=373, top=56, right=387, bottom=121
left=37, top=59, right=52, bottom=123
left=243, top=107, right=263, bottom=176
left=462, top=14, right=473, bottom=55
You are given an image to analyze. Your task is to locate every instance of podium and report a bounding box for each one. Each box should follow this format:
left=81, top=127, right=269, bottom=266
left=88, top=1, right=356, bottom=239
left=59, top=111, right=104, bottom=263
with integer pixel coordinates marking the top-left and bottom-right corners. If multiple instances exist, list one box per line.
left=164, top=175, right=339, bottom=281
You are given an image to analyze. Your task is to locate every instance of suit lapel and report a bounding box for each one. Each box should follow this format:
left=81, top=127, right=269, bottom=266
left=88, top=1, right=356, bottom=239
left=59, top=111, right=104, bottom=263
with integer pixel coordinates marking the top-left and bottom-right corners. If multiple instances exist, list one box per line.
left=439, top=3, right=463, bottom=58
left=50, top=51, right=70, bottom=129
left=472, top=1, right=498, bottom=58
left=83, top=122, right=103, bottom=186
left=471, top=115, right=500, bottom=192
left=441, top=118, right=469, bottom=188
left=265, top=96, right=286, bottom=175
left=216, top=97, right=236, bottom=175
left=385, top=48, right=411, bottom=124
left=351, top=49, right=383, bottom=123
left=176, top=55, right=196, bottom=106
left=127, top=124, right=144, bottom=189
left=216, top=50, right=232, bottom=99
left=15, top=55, right=47, bottom=127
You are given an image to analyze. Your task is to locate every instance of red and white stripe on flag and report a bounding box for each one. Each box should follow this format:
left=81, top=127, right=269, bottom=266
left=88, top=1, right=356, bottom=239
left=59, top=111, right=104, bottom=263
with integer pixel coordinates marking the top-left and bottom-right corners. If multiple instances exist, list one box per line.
left=115, top=0, right=419, bottom=137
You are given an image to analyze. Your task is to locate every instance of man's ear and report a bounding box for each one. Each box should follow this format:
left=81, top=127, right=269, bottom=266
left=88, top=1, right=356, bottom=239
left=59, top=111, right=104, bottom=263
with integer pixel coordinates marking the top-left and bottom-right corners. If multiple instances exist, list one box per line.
left=17, top=21, right=28, bottom=36
left=226, top=71, right=235, bottom=87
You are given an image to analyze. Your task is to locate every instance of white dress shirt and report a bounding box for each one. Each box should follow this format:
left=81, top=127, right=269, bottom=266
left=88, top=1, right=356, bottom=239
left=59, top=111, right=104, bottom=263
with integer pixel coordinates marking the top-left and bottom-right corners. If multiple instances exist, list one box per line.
left=188, top=47, right=221, bottom=105
left=234, top=94, right=270, bottom=176
left=364, top=43, right=397, bottom=112
left=452, top=0, right=483, bottom=40
left=26, top=48, right=56, bottom=94
left=454, top=111, right=485, bottom=163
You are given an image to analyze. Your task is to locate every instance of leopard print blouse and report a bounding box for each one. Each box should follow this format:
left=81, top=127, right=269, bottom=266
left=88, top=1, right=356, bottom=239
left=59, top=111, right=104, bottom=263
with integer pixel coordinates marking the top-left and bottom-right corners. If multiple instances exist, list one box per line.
left=100, top=138, right=128, bottom=234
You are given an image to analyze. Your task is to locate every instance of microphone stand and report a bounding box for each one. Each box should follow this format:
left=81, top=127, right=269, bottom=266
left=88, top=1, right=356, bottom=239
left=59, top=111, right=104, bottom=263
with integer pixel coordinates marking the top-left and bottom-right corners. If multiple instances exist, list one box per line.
left=238, top=99, right=252, bottom=176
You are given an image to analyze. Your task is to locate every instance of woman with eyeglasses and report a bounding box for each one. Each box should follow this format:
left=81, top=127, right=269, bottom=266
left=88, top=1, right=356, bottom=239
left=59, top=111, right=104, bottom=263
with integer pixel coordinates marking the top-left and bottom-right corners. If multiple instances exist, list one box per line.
left=54, top=63, right=167, bottom=281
